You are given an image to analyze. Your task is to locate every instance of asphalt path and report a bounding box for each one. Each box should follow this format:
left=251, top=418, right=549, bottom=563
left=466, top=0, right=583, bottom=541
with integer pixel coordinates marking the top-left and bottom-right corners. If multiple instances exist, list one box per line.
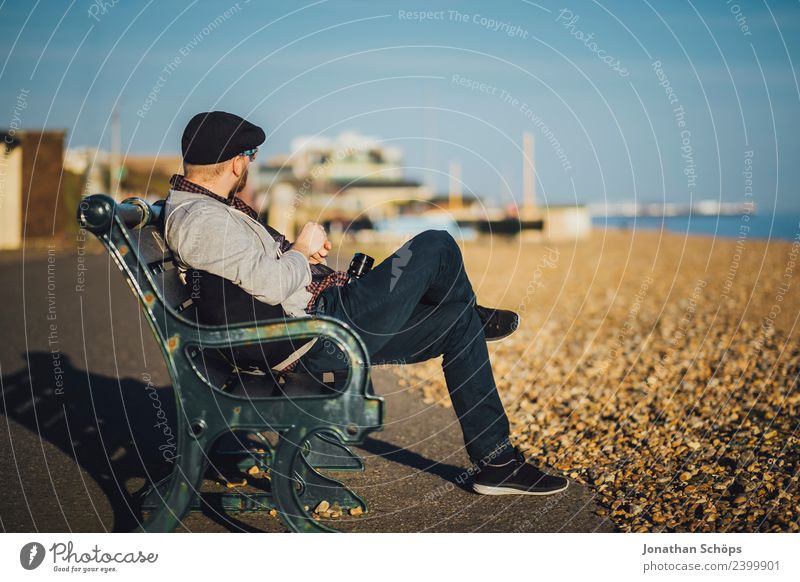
left=0, top=249, right=615, bottom=533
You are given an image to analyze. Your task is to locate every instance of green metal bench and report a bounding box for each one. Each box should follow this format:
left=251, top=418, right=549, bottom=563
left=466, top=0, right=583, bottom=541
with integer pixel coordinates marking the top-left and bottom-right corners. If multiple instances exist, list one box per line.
left=77, top=194, right=384, bottom=532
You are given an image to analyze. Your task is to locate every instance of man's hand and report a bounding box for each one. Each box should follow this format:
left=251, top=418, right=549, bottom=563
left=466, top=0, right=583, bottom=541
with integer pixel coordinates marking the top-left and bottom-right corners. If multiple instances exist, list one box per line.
left=309, top=239, right=332, bottom=265
left=290, top=222, right=327, bottom=259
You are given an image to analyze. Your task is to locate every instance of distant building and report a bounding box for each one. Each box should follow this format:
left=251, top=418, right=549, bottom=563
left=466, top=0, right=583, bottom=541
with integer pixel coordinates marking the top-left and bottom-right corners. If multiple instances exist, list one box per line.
left=0, top=130, right=67, bottom=249
left=256, top=131, right=432, bottom=239
left=544, top=205, right=592, bottom=241
left=64, top=149, right=182, bottom=203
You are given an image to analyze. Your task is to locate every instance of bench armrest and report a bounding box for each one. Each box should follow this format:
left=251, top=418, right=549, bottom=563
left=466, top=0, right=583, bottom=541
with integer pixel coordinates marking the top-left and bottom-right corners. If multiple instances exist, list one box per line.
left=197, top=315, right=366, bottom=365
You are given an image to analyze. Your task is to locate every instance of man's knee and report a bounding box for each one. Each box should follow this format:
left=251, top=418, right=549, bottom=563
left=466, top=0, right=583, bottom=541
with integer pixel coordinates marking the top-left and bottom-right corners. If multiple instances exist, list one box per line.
left=413, top=229, right=459, bottom=256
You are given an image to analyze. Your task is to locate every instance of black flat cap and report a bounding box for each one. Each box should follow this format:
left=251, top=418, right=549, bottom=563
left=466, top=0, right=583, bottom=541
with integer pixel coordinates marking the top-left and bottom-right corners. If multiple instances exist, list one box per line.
left=181, top=111, right=265, bottom=165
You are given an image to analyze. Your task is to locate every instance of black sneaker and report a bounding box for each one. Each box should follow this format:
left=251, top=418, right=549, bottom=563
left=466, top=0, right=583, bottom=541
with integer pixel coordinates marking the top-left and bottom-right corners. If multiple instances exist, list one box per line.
left=475, top=304, right=520, bottom=342
left=472, top=447, right=569, bottom=496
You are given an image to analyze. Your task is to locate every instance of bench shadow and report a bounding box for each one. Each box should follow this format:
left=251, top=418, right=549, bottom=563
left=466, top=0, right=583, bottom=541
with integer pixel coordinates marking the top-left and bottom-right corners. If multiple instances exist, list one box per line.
left=0, top=352, right=470, bottom=531
left=198, top=497, right=265, bottom=533
left=0, top=351, right=180, bottom=532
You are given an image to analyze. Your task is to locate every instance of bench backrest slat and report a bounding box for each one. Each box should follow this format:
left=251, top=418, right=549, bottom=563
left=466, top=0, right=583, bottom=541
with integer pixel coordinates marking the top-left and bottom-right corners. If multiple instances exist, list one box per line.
left=130, top=222, right=196, bottom=318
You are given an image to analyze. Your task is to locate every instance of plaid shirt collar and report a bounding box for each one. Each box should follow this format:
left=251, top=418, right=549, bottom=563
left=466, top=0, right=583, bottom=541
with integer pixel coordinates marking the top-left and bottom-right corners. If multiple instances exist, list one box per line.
left=169, top=174, right=261, bottom=222
left=169, top=173, right=295, bottom=254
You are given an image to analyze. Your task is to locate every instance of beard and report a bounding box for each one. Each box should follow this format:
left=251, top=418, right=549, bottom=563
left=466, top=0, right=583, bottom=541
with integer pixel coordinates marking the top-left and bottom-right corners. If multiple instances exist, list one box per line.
left=230, top=167, right=249, bottom=196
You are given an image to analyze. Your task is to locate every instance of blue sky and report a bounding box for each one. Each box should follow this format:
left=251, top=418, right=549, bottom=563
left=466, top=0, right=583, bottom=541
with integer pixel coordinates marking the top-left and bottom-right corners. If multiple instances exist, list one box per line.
left=1, top=0, right=798, bottom=211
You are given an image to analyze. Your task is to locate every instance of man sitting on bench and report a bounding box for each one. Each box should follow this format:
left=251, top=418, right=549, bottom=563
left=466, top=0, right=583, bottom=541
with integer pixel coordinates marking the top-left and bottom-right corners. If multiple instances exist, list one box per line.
left=164, top=110, right=569, bottom=496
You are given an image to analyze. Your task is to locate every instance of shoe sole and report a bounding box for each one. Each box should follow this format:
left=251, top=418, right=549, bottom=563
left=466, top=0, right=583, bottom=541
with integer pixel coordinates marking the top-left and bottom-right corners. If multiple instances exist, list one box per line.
left=484, top=314, right=522, bottom=343
left=472, top=479, right=569, bottom=496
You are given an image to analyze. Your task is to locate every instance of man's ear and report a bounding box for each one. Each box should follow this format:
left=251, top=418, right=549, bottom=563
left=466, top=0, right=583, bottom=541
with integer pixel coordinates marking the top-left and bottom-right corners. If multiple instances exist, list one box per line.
left=231, top=155, right=246, bottom=177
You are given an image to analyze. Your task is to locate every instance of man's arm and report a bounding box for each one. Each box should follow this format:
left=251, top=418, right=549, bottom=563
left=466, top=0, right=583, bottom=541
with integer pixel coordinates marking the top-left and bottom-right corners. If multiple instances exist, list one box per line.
left=166, top=204, right=311, bottom=306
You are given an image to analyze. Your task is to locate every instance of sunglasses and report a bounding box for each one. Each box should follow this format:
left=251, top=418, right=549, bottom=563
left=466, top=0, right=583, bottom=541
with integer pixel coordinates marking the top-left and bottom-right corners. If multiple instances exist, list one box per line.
left=240, top=147, right=258, bottom=161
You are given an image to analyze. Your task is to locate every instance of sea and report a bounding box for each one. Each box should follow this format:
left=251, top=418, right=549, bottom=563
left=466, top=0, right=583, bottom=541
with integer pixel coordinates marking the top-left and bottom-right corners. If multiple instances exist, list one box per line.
left=593, top=213, right=800, bottom=242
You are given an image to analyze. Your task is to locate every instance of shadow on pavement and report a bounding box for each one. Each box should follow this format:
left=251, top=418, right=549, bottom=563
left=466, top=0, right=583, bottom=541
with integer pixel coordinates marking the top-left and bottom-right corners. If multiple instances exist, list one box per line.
left=1, top=351, right=176, bottom=532
left=1, top=352, right=468, bottom=531
left=359, top=437, right=470, bottom=491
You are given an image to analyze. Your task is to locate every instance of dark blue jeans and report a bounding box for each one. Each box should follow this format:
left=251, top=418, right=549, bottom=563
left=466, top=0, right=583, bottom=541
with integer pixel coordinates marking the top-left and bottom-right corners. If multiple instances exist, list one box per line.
left=297, top=230, right=511, bottom=463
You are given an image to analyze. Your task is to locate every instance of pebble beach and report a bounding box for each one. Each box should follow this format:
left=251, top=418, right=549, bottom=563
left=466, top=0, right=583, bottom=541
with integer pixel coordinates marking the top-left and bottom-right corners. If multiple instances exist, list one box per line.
left=389, top=227, right=800, bottom=532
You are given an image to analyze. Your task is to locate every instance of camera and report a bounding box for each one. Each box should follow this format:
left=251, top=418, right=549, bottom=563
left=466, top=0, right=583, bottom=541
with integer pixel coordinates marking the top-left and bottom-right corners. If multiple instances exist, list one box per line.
left=347, top=253, right=374, bottom=282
